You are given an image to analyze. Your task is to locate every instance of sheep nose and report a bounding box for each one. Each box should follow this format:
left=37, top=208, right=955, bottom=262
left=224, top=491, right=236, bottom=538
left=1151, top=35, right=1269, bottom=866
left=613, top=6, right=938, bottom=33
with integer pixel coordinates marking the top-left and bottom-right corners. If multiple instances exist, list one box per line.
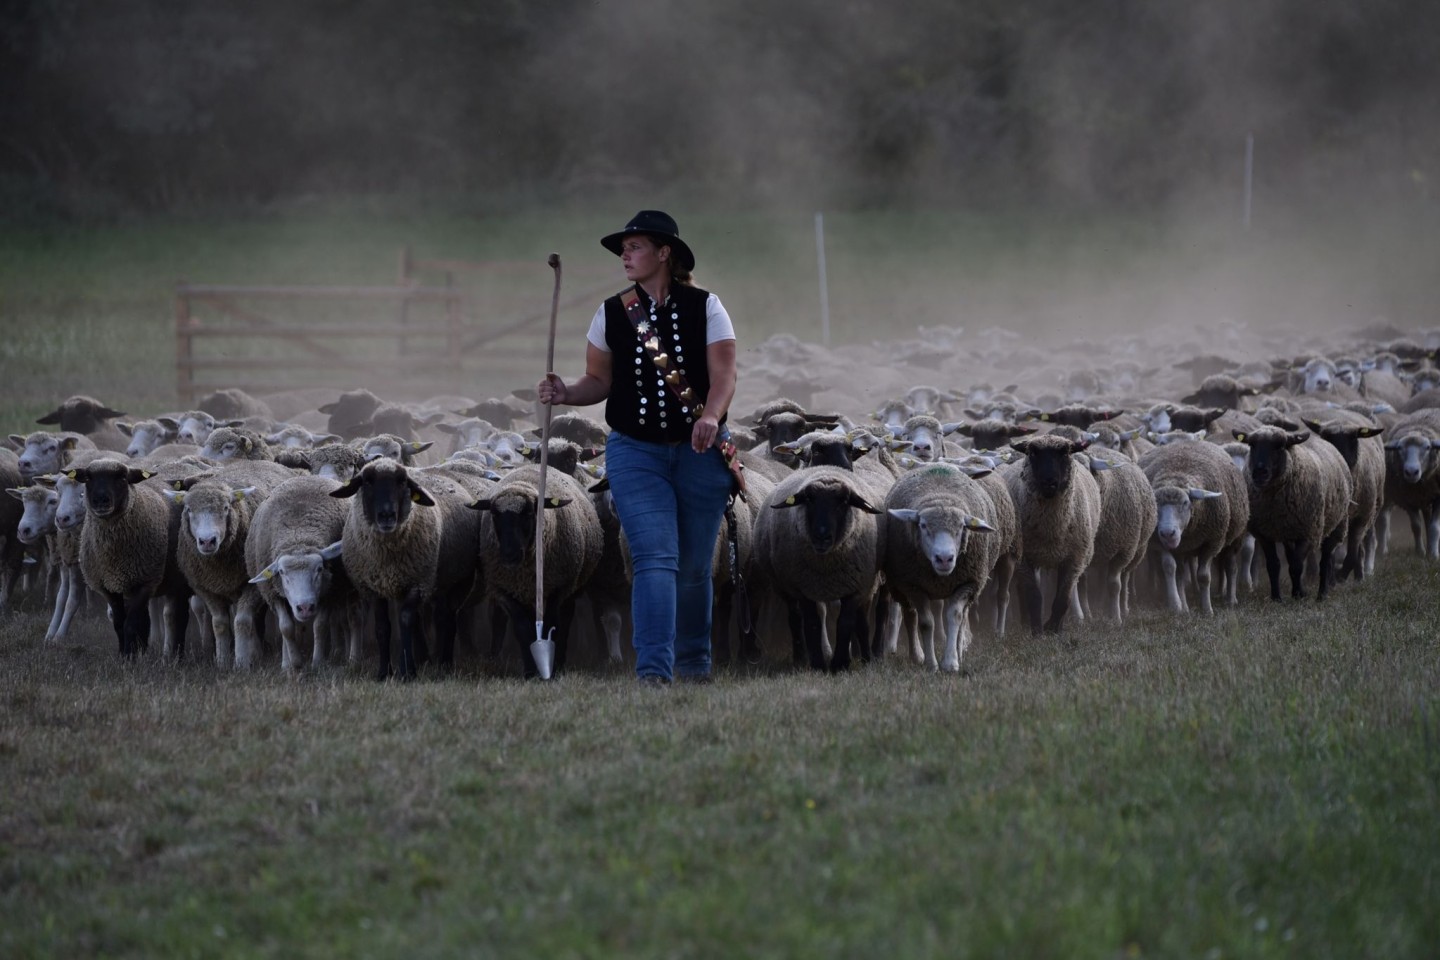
left=933, top=550, right=955, bottom=567
left=18, top=458, right=32, bottom=471
left=197, top=535, right=219, bottom=553
left=1405, top=466, right=1422, bottom=483
left=294, top=602, right=316, bottom=621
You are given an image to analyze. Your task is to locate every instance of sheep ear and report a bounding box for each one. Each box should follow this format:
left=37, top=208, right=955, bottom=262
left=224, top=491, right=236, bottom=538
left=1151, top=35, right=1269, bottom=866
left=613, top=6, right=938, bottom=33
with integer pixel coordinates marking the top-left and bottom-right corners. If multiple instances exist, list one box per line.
left=1009, top=424, right=1039, bottom=437
left=1180, top=392, right=1202, bottom=405
left=126, top=468, right=154, bottom=485
left=62, top=436, right=80, bottom=451
left=36, top=409, right=62, bottom=425
left=1008, top=438, right=1032, bottom=454
left=5, top=488, right=23, bottom=501
left=940, top=422, right=965, bottom=436
left=964, top=516, right=996, bottom=532
left=1301, top=418, right=1324, bottom=432
left=542, top=496, right=571, bottom=509
left=1357, top=427, right=1384, bottom=439
left=1070, top=438, right=1092, bottom=453
left=248, top=563, right=278, bottom=584
left=232, top=486, right=258, bottom=502
left=96, top=406, right=126, bottom=419
left=1204, top=409, right=1225, bottom=424
left=161, top=488, right=185, bottom=504
left=241, top=438, right=253, bottom=453
left=330, top=476, right=364, bottom=498
left=1188, top=488, right=1224, bottom=500
left=225, top=420, right=246, bottom=429
left=772, top=493, right=808, bottom=509
left=887, top=508, right=920, bottom=524
left=953, top=422, right=976, bottom=437
left=321, top=540, right=344, bottom=560
left=467, top=499, right=492, bottom=511
left=1232, top=431, right=1248, bottom=442
left=960, top=465, right=992, bottom=480
left=409, top=441, right=434, bottom=454
left=408, top=482, right=436, bottom=506
left=156, top=417, right=180, bottom=431
left=8, top=434, right=26, bottom=449
left=1286, top=432, right=1311, bottom=446
left=1094, top=409, right=1121, bottom=421
left=67, top=468, right=87, bottom=482
left=847, top=492, right=883, bottom=514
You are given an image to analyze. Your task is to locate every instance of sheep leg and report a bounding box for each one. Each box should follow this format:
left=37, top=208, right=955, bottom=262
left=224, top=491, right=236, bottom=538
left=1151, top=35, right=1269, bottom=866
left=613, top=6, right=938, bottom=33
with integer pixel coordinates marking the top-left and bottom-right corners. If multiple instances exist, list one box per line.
left=1317, top=528, right=1343, bottom=601
left=917, top=600, right=938, bottom=671
left=373, top=597, right=394, bottom=681
left=1427, top=503, right=1440, bottom=561
left=1159, top=551, right=1183, bottom=612
left=234, top=592, right=263, bottom=669
left=992, top=555, right=1015, bottom=637
left=55, top=566, right=84, bottom=642
left=274, top=602, right=301, bottom=671
left=107, top=590, right=130, bottom=657
left=785, top=600, right=806, bottom=666
left=595, top=601, right=625, bottom=665
left=397, top=590, right=423, bottom=680
left=940, top=592, right=973, bottom=673
left=1044, top=562, right=1077, bottom=633
left=1407, top=508, right=1425, bottom=556
left=347, top=602, right=366, bottom=666
left=488, top=601, right=509, bottom=659
left=203, top=594, right=235, bottom=668
left=1258, top=536, right=1283, bottom=600
left=1021, top=562, right=1044, bottom=634
left=1364, top=526, right=1378, bottom=576
left=1195, top=554, right=1214, bottom=615
left=829, top=595, right=861, bottom=673
left=1375, top=507, right=1390, bottom=557
left=799, top=599, right=827, bottom=671
left=431, top=593, right=459, bottom=673
left=1105, top=559, right=1123, bottom=623
left=44, top=565, right=70, bottom=642
left=1284, top=540, right=1308, bottom=599
left=164, top=593, right=192, bottom=662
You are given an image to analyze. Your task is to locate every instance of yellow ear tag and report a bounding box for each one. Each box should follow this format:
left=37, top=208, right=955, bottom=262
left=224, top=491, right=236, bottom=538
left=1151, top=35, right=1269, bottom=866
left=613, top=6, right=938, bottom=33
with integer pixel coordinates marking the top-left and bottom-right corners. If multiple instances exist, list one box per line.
left=549, top=497, right=563, bottom=506
left=262, top=569, right=275, bottom=580
left=232, top=489, right=246, bottom=502
left=411, top=492, right=423, bottom=503
left=173, top=481, right=184, bottom=490
left=967, top=518, right=985, bottom=529
left=1235, top=433, right=1246, bottom=442
left=785, top=495, right=796, bottom=505
left=410, top=442, right=423, bottom=452
left=1040, top=414, right=1050, bottom=421
left=66, top=470, right=77, bottom=480
left=141, top=471, right=153, bottom=479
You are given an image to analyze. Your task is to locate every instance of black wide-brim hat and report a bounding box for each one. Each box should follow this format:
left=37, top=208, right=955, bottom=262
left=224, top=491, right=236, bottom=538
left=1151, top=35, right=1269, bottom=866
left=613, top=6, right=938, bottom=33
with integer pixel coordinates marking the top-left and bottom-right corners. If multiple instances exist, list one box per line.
left=600, top=210, right=696, bottom=272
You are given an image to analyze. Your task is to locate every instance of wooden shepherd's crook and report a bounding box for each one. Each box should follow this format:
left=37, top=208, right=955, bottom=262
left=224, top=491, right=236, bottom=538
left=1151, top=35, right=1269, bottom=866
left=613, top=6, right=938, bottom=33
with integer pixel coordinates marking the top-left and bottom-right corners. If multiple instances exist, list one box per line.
left=531, top=252, right=563, bottom=680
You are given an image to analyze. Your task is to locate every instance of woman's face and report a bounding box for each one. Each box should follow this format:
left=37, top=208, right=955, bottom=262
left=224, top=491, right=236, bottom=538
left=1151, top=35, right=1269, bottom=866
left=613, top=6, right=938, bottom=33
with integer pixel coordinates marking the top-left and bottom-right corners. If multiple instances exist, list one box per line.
left=620, top=235, right=669, bottom=285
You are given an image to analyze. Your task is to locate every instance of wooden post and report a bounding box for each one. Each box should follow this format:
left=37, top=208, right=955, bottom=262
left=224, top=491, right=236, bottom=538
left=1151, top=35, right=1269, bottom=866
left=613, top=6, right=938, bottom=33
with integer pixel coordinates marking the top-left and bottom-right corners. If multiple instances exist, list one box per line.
left=174, top=283, right=195, bottom=404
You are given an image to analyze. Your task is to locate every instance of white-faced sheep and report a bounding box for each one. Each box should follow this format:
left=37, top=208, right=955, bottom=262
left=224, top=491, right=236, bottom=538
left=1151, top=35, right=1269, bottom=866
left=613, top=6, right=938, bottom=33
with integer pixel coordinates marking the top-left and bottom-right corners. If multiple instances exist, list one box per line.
left=1380, top=409, right=1440, bottom=559
left=117, top=419, right=178, bottom=459
left=247, top=475, right=358, bottom=671
left=70, top=458, right=192, bottom=658
left=1137, top=437, right=1250, bottom=613
left=752, top=465, right=885, bottom=671
left=1003, top=434, right=1102, bottom=633
left=1232, top=425, right=1353, bottom=601
left=307, top=443, right=366, bottom=481
left=880, top=463, right=1001, bottom=672
left=157, top=410, right=243, bottom=447
left=8, top=430, right=98, bottom=483
left=162, top=460, right=297, bottom=667
left=30, top=472, right=89, bottom=641
left=468, top=464, right=601, bottom=677
left=200, top=427, right=274, bottom=462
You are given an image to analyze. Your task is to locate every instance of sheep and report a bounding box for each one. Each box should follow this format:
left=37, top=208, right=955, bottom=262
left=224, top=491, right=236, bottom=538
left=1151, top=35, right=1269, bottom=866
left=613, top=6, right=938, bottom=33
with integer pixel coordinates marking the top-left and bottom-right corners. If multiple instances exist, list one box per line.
left=435, top=417, right=497, bottom=455
left=30, top=472, right=89, bottom=641
left=1180, top=375, right=1271, bottom=411
left=200, top=427, right=275, bottom=462
left=537, top=412, right=608, bottom=450
left=156, top=410, right=243, bottom=446
left=1137, top=438, right=1250, bottom=613
left=1380, top=409, right=1440, bottom=559
left=953, top=418, right=1037, bottom=453
left=520, top=437, right=604, bottom=479
left=70, top=458, right=192, bottom=658
left=752, top=465, right=885, bottom=671
left=468, top=464, right=602, bottom=677
left=899, top=414, right=964, bottom=462
left=1077, top=448, right=1156, bottom=623
left=162, top=460, right=296, bottom=667
left=1003, top=434, right=1102, bottom=633
left=247, top=475, right=358, bottom=670
left=361, top=434, right=434, bottom=465
left=880, top=463, right=1001, bottom=671
left=319, top=389, right=385, bottom=440
left=1, top=451, right=35, bottom=615
left=8, top=430, right=98, bottom=483
left=117, top=419, right=178, bottom=459
left=453, top=397, right=528, bottom=431
left=1022, top=404, right=1125, bottom=429
left=36, top=396, right=129, bottom=451
left=1232, top=426, right=1353, bottom=601
left=265, top=424, right=342, bottom=449
left=199, top=388, right=274, bottom=422
left=1301, top=411, right=1386, bottom=580
left=330, top=458, right=481, bottom=680
left=307, top=443, right=366, bottom=481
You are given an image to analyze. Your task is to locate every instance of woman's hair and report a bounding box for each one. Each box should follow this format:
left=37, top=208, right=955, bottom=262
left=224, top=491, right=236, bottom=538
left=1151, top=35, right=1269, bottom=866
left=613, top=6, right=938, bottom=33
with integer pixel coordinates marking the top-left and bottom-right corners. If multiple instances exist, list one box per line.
left=651, top=235, right=694, bottom=287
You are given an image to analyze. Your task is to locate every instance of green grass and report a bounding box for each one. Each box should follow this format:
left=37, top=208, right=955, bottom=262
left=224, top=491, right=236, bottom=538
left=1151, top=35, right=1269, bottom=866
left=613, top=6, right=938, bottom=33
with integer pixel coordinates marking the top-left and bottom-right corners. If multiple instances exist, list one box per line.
left=2, top=555, right=1438, bottom=959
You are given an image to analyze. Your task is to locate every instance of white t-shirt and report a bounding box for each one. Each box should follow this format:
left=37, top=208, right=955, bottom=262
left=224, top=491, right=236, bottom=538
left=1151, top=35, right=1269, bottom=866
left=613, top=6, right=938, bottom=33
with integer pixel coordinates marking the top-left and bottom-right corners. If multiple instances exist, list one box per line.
left=586, top=292, right=736, bottom=351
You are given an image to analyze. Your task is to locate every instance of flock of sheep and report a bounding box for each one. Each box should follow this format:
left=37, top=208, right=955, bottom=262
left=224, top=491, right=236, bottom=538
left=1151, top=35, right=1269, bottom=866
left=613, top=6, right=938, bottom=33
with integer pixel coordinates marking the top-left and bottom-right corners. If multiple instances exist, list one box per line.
left=4, top=314, right=1440, bottom=679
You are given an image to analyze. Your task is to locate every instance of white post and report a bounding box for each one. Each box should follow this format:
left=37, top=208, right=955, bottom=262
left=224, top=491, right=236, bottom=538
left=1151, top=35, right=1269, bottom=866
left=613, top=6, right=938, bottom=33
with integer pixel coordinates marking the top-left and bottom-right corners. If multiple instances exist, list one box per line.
left=815, top=212, right=831, bottom=347
left=1243, top=132, right=1254, bottom=231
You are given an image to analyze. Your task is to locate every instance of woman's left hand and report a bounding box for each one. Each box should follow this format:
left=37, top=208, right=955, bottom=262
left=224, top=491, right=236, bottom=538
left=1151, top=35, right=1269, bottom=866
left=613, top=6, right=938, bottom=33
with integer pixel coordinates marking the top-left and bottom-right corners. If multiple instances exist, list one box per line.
left=691, top=414, right=721, bottom=453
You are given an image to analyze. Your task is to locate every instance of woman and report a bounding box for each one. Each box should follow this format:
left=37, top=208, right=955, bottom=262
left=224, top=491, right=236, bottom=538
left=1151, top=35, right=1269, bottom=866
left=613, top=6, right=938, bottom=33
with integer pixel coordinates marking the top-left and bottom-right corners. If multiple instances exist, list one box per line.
left=536, top=211, right=738, bottom=685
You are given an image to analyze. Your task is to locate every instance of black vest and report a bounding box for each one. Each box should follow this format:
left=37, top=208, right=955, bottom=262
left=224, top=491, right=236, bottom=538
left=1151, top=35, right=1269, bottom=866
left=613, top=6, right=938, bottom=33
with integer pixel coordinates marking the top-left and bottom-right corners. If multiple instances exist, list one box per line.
left=603, top=283, right=725, bottom=443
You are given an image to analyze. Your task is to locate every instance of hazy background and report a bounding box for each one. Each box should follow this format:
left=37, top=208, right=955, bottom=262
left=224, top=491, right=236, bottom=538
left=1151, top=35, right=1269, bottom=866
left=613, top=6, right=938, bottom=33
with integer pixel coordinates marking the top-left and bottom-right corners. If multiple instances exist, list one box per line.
left=2, top=0, right=1438, bottom=361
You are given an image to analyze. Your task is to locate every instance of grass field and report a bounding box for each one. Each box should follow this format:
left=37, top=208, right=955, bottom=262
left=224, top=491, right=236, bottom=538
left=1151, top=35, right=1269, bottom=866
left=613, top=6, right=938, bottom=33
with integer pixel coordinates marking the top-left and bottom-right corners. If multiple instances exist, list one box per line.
left=3, top=205, right=1440, bottom=957
left=1, top=553, right=1438, bottom=959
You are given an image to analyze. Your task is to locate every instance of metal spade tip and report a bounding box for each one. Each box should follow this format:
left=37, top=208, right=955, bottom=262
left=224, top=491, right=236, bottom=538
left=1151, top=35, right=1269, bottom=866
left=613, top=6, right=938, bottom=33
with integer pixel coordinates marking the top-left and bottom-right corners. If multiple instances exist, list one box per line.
left=531, top=622, right=555, bottom=680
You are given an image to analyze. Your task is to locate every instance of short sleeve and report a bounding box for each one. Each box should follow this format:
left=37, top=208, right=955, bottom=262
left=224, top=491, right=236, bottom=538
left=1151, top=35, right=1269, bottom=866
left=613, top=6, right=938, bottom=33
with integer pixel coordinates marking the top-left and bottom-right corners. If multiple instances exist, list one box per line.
left=585, top=304, right=609, bottom=352
left=706, top=293, right=736, bottom=344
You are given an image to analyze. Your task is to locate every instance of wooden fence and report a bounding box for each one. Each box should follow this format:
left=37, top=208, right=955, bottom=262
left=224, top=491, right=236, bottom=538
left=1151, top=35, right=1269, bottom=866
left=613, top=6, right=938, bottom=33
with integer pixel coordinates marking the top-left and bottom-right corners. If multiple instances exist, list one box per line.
left=173, top=250, right=617, bottom=405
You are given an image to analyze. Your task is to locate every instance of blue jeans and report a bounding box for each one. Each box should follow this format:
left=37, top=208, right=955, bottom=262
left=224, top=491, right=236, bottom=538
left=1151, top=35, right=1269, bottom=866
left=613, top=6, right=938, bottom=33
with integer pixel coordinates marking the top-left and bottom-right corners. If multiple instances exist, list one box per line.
left=605, top=430, right=734, bottom=680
